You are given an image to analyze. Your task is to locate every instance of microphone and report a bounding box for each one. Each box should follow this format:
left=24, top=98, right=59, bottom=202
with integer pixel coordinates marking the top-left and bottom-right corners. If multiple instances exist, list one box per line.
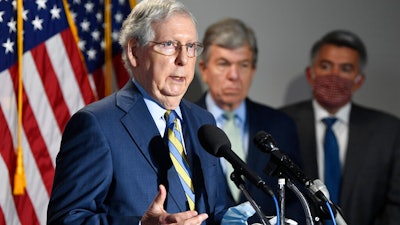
left=309, top=179, right=330, bottom=202
left=198, top=124, right=274, bottom=197
left=253, top=131, right=312, bottom=186
left=254, top=131, right=348, bottom=224
left=309, top=180, right=347, bottom=225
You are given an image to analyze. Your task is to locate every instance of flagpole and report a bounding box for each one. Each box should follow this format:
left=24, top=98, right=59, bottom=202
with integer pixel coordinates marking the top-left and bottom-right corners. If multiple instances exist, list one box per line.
left=104, top=0, right=112, bottom=96
left=130, top=0, right=137, bottom=8
left=14, top=0, right=26, bottom=196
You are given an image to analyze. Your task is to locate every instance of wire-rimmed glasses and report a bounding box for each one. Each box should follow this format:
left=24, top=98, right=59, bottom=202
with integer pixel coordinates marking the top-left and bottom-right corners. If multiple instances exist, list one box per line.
left=149, top=40, right=203, bottom=57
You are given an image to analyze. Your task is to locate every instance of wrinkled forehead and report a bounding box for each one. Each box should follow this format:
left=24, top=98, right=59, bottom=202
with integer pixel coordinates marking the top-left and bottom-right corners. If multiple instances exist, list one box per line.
left=152, top=13, right=198, bottom=41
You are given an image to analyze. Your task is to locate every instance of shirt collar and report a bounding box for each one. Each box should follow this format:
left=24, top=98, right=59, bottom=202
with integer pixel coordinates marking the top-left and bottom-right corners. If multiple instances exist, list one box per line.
left=205, top=92, right=246, bottom=124
left=313, top=99, right=351, bottom=124
left=133, top=80, right=182, bottom=122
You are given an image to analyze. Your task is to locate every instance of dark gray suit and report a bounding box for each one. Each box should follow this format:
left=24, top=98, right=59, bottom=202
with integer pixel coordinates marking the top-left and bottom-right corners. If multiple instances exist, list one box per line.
left=281, top=100, right=400, bottom=225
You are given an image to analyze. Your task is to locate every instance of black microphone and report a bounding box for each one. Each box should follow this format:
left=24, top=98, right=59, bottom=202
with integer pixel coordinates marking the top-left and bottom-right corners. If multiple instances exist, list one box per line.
left=198, top=124, right=274, bottom=197
left=309, top=180, right=347, bottom=225
left=254, top=131, right=347, bottom=223
left=253, top=131, right=312, bottom=186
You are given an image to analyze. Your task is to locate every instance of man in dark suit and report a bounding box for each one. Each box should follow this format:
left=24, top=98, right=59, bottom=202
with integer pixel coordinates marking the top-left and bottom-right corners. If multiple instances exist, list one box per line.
left=281, top=30, right=400, bottom=225
left=195, top=18, right=305, bottom=224
left=47, top=1, right=232, bottom=224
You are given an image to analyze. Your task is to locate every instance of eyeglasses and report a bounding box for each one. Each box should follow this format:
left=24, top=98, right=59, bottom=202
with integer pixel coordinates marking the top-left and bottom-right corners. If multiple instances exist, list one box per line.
left=149, top=40, right=203, bottom=58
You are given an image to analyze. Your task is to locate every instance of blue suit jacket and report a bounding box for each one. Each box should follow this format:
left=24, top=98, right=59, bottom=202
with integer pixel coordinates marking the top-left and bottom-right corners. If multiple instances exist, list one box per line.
left=47, top=82, right=230, bottom=225
left=196, top=94, right=306, bottom=224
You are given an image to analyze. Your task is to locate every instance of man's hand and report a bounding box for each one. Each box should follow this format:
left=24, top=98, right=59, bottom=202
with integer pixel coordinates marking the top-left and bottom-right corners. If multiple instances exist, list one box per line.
left=141, top=185, right=209, bottom=225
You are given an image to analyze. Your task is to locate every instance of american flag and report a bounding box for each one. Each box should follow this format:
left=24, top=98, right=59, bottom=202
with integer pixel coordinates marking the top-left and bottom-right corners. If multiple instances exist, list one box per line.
left=0, top=0, right=134, bottom=224
left=68, top=0, right=132, bottom=99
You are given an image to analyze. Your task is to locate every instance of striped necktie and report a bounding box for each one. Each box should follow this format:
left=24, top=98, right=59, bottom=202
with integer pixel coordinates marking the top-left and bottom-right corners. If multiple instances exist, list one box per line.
left=322, top=117, right=341, bottom=205
left=165, top=110, right=195, bottom=210
left=222, top=111, right=244, bottom=202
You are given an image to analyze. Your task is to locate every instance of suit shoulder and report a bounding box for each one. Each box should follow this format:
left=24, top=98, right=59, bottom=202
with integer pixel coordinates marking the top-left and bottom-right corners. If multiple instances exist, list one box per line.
left=192, top=93, right=207, bottom=109
left=76, top=93, right=118, bottom=117
left=280, top=100, right=311, bottom=113
left=247, top=99, right=297, bottom=124
left=183, top=99, right=210, bottom=113
left=352, top=103, right=400, bottom=125
left=248, top=99, right=286, bottom=116
left=181, top=99, right=215, bottom=121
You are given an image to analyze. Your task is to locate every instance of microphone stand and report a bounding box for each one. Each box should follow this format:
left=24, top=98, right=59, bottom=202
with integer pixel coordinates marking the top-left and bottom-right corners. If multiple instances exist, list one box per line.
left=264, top=160, right=315, bottom=225
left=277, top=177, right=285, bottom=225
left=286, top=179, right=315, bottom=225
left=231, top=171, right=271, bottom=225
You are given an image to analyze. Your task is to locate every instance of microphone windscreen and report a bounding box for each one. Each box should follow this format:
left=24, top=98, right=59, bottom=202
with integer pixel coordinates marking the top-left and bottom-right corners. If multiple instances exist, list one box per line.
left=253, top=131, right=276, bottom=153
left=197, top=124, right=231, bottom=157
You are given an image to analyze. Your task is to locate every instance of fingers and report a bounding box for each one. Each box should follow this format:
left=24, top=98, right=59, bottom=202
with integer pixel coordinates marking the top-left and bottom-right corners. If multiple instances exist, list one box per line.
left=153, top=185, right=167, bottom=211
left=160, top=211, right=208, bottom=225
left=141, top=185, right=167, bottom=225
left=143, top=185, right=209, bottom=225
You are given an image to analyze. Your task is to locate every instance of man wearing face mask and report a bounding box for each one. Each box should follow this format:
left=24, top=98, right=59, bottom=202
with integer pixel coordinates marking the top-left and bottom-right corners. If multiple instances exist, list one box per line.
left=281, top=30, right=400, bottom=225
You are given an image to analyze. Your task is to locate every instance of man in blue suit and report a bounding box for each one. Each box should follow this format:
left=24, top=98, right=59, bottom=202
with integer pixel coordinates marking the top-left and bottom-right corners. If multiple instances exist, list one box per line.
left=195, top=18, right=306, bottom=224
left=47, top=0, right=232, bottom=224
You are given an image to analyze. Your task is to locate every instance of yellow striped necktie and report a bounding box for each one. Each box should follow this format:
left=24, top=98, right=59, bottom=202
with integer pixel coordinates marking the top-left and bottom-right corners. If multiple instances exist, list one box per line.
left=165, top=110, right=195, bottom=210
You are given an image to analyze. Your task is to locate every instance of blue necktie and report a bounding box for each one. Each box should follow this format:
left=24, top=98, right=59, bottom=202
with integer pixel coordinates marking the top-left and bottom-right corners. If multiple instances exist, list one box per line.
left=322, top=117, right=341, bottom=205
left=165, top=110, right=195, bottom=210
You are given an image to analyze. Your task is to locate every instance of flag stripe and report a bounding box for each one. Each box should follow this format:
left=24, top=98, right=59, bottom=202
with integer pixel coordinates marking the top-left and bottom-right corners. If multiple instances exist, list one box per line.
left=0, top=206, right=6, bottom=225
left=23, top=49, right=59, bottom=153
left=91, top=69, right=106, bottom=99
left=113, top=53, right=130, bottom=89
left=7, top=57, right=55, bottom=198
left=0, top=157, right=21, bottom=225
left=18, top=54, right=55, bottom=195
left=13, top=195, right=39, bottom=225
left=59, top=29, right=96, bottom=106
left=22, top=129, right=49, bottom=225
left=0, top=100, right=21, bottom=225
left=31, top=43, right=70, bottom=133
left=1, top=55, right=53, bottom=225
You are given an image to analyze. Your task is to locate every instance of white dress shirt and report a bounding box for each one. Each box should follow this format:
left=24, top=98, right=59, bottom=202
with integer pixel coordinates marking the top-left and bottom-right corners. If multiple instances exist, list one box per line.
left=313, top=100, right=351, bottom=182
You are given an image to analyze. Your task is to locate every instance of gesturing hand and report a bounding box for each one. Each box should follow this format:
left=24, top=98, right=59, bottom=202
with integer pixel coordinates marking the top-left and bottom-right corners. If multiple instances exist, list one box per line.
left=141, top=185, right=209, bottom=225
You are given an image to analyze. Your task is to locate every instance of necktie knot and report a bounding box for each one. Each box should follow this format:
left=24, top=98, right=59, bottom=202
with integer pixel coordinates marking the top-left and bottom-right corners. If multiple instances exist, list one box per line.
left=223, top=111, right=236, bottom=121
left=322, top=117, right=337, bottom=128
left=165, top=110, right=178, bottom=127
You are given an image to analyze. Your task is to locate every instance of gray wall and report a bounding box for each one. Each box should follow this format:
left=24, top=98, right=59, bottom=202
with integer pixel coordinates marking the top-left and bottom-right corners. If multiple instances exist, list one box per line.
left=182, top=0, right=400, bottom=118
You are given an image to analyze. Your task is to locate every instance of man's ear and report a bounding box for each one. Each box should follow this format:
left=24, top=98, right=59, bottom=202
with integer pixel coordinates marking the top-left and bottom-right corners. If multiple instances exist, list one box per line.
left=305, top=67, right=314, bottom=85
left=352, top=74, right=365, bottom=92
left=198, top=60, right=208, bottom=82
left=127, top=39, right=139, bottom=67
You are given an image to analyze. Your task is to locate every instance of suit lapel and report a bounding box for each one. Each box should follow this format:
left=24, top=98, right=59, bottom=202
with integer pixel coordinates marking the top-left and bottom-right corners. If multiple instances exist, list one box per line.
left=180, top=101, right=215, bottom=213
left=181, top=101, right=205, bottom=212
left=340, top=105, right=369, bottom=203
left=116, top=82, right=188, bottom=212
left=299, top=103, right=319, bottom=179
left=117, top=82, right=161, bottom=174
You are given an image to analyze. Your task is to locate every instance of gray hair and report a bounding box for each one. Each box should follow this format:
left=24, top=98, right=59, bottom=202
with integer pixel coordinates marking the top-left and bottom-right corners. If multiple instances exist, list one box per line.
left=200, top=18, right=258, bottom=68
left=310, top=30, right=368, bottom=72
left=119, top=0, right=197, bottom=75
